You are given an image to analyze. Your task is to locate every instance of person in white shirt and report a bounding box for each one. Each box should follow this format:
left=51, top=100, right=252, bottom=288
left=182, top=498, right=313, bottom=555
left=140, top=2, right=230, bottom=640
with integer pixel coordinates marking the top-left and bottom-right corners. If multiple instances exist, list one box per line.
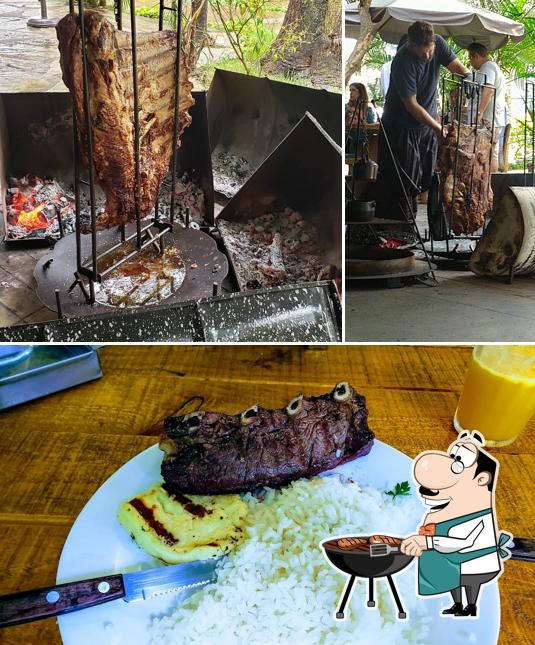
left=401, top=430, right=511, bottom=617
left=468, top=42, right=506, bottom=171
left=379, top=34, right=408, bottom=99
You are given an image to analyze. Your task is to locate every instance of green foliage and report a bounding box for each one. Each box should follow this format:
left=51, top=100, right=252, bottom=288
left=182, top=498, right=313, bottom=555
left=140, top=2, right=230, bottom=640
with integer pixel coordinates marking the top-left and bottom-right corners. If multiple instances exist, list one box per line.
left=199, top=55, right=318, bottom=88
left=134, top=4, right=160, bottom=19
left=362, top=34, right=391, bottom=70
left=385, top=481, right=411, bottom=500
left=510, top=106, right=534, bottom=165
left=208, top=0, right=272, bottom=74
left=463, top=0, right=535, bottom=82
left=242, top=21, right=276, bottom=61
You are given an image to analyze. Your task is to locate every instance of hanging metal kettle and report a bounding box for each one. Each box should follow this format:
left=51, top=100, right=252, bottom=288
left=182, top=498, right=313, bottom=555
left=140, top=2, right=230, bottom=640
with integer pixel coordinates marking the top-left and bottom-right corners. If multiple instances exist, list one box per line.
left=353, top=143, right=378, bottom=181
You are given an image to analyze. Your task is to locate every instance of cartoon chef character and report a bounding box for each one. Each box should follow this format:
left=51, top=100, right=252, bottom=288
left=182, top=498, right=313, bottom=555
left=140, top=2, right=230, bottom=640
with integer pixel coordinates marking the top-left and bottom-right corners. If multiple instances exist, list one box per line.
left=401, top=431, right=511, bottom=617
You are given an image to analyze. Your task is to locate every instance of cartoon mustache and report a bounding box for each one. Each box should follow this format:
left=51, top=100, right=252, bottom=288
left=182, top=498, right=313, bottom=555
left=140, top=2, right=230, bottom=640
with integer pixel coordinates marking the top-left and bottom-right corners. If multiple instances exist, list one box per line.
left=419, top=486, right=440, bottom=497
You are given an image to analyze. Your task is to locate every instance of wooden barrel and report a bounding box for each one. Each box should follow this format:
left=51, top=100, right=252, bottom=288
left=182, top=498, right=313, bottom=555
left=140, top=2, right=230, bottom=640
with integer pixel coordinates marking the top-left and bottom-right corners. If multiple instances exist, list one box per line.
left=470, top=186, right=535, bottom=277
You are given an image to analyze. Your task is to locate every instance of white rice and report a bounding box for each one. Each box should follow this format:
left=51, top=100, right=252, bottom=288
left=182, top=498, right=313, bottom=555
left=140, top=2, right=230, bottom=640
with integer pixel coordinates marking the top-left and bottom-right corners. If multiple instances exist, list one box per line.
left=149, top=477, right=431, bottom=645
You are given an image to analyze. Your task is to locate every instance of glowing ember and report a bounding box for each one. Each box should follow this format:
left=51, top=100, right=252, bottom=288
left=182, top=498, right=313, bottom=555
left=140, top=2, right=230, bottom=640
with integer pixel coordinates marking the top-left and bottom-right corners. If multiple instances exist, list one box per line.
left=17, top=203, right=48, bottom=230
left=3, top=175, right=76, bottom=240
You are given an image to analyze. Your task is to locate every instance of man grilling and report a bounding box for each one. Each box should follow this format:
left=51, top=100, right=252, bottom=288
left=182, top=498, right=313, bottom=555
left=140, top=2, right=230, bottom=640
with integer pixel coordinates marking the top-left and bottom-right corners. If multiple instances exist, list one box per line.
left=376, top=21, right=468, bottom=220
left=401, top=431, right=511, bottom=617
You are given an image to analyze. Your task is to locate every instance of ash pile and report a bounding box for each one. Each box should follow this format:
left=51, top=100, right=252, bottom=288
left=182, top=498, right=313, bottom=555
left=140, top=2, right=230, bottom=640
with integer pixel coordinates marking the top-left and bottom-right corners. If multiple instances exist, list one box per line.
left=158, top=172, right=206, bottom=224
left=218, top=206, right=326, bottom=290
left=212, top=148, right=254, bottom=198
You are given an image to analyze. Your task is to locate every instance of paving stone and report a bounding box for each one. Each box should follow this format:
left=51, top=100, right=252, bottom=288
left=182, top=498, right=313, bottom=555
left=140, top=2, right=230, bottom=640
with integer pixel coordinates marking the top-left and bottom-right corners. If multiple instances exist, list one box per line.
left=21, top=306, right=56, bottom=323
left=0, top=302, right=22, bottom=327
left=0, top=266, right=44, bottom=319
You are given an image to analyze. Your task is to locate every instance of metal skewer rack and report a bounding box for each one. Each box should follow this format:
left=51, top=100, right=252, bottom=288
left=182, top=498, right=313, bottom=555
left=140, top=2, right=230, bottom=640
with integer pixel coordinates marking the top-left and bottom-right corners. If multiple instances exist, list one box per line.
left=66, top=0, right=184, bottom=306
left=345, top=100, right=437, bottom=288
left=428, top=72, right=496, bottom=265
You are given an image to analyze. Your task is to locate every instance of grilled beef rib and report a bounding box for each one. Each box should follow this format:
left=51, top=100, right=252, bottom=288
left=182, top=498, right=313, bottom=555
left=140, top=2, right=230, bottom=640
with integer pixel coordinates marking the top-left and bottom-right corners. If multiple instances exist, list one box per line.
left=160, top=382, right=374, bottom=494
left=56, top=11, right=194, bottom=231
left=437, top=121, right=493, bottom=235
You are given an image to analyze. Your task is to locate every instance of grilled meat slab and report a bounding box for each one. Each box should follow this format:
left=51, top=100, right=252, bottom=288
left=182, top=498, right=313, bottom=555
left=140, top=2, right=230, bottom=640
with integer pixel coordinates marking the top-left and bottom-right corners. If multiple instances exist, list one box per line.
left=437, top=121, right=493, bottom=235
left=160, top=382, right=374, bottom=494
left=57, top=11, right=194, bottom=231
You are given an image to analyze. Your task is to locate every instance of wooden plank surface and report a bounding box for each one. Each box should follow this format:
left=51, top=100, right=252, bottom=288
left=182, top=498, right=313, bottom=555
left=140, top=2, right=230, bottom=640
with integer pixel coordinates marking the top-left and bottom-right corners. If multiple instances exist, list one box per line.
left=0, top=345, right=533, bottom=644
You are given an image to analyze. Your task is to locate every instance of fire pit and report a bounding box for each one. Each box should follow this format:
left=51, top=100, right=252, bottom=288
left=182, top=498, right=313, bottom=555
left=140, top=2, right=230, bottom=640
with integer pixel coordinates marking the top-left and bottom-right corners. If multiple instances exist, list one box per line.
left=217, top=113, right=342, bottom=291
left=4, top=175, right=75, bottom=240
left=346, top=246, right=416, bottom=277
left=208, top=69, right=341, bottom=197
left=34, top=225, right=227, bottom=317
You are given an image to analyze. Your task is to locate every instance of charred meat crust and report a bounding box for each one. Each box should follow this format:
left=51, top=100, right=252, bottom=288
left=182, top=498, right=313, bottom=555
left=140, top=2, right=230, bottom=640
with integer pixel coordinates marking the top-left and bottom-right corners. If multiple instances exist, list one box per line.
left=56, top=11, right=194, bottom=232
left=160, top=383, right=374, bottom=494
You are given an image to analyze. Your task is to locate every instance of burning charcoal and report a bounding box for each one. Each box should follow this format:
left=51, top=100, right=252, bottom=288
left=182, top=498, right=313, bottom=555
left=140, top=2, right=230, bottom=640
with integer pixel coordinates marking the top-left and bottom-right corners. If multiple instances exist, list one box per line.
left=218, top=206, right=324, bottom=290
left=158, top=172, right=206, bottom=224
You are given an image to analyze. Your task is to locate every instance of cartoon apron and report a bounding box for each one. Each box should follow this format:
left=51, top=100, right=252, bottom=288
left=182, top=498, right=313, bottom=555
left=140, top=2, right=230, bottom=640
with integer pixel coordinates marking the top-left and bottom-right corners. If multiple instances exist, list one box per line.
left=418, top=508, right=510, bottom=596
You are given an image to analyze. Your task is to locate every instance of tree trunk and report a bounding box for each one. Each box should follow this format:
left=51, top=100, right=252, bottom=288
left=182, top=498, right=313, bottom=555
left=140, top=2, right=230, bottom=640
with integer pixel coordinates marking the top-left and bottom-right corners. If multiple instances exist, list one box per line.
left=190, top=0, right=209, bottom=67
left=261, top=0, right=341, bottom=88
left=345, top=0, right=378, bottom=86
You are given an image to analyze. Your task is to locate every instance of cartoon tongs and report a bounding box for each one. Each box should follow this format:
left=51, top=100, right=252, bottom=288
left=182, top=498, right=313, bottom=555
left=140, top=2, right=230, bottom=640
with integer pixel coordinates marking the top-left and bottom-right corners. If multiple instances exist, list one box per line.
left=401, top=431, right=512, bottom=617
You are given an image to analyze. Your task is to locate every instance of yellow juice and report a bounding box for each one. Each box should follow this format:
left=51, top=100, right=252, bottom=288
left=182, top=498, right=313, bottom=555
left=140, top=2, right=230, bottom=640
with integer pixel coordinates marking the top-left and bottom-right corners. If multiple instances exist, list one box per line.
left=454, top=346, right=535, bottom=446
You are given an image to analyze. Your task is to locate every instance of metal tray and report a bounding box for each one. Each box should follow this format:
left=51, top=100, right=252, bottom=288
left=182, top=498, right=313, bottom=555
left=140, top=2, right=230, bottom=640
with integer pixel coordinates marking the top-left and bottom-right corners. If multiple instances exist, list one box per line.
left=0, top=281, right=342, bottom=342
left=0, top=346, right=102, bottom=410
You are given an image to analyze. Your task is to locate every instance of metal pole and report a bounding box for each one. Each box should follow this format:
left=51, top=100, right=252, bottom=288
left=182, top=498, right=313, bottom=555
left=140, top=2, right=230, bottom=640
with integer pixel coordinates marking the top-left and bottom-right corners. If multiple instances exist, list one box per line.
left=55, top=289, right=63, bottom=319
left=154, top=0, right=166, bottom=222
left=78, top=0, right=98, bottom=297
left=27, top=0, right=58, bottom=28
left=467, top=78, right=481, bottom=215
left=449, top=75, right=464, bottom=240
left=526, top=81, right=535, bottom=186
left=525, top=81, right=528, bottom=186
left=169, top=0, right=184, bottom=226
left=159, top=0, right=165, bottom=31
left=68, top=1, right=83, bottom=272
left=130, top=1, right=143, bottom=250
left=116, top=0, right=123, bottom=30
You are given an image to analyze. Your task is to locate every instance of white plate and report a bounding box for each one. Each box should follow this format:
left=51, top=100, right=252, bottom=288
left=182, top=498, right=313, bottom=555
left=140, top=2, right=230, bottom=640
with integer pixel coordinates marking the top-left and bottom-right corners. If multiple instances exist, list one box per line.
left=57, top=440, right=499, bottom=645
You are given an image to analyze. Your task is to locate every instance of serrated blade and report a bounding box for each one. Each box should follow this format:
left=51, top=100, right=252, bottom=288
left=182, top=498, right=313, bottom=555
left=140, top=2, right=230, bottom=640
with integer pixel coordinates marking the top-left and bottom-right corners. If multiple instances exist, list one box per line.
left=122, top=558, right=221, bottom=602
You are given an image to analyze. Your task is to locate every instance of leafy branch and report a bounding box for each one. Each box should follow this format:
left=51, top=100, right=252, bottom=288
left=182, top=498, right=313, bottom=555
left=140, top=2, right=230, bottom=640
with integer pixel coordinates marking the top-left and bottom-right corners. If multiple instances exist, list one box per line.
left=385, top=481, right=411, bottom=500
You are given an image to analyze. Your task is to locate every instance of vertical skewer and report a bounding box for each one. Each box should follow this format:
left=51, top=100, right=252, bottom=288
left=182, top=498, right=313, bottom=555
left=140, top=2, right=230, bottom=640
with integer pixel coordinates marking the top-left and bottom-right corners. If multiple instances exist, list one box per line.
left=78, top=0, right=98, bottom=298
left=55, top=289, right=63, bottom=319
left=169, top=0, right=184, bottom=226
left=130, top=1, right=142, bottom=250
left=115, top=0, right=122, bottom=30
left=154, top=0, right=166, bottom=222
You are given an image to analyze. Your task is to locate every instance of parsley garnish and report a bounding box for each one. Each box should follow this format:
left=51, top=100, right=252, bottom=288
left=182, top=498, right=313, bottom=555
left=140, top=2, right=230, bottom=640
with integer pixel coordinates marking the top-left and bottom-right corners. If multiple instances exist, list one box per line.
left=385, top=481, right=411, bottom=500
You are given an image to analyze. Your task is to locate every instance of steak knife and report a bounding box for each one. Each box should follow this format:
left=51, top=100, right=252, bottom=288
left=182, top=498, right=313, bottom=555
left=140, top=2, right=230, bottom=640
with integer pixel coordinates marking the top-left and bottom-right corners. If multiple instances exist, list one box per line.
left=0, top=557, right=220, bottom=628
left=509, top=537, right=535, bottom=563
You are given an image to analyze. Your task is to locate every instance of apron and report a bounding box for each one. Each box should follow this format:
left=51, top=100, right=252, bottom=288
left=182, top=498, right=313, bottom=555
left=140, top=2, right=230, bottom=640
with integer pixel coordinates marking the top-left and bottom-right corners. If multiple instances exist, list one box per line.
left=418, top=508, right=509, bottom=596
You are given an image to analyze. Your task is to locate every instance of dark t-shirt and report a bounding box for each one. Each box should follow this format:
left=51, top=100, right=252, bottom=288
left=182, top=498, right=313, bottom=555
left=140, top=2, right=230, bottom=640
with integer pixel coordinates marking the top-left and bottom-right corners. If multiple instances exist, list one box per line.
left=383, top=35, right=456, bottom=129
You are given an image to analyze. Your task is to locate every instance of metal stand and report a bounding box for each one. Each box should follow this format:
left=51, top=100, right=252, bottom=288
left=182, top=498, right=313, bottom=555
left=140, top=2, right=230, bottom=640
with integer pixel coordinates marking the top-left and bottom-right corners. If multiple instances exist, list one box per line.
left=386, top=575, right=407, bottom=619
left=366, top=100, right=437, bottom=285
left=523, top=80, right=534, bottom=188
left=429, top=73, right=496, bottom=266
left=335, top=575, right=356, bottom=619
left=367, top=577, right=375, bottom=607
left=68, top=0, right=184, bottom=305
left=27, top=0, right=58, bottom=28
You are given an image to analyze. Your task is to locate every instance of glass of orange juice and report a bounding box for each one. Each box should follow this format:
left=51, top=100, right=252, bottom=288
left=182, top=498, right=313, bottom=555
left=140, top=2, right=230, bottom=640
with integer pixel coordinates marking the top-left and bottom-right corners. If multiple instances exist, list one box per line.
left=454, top=345, right=535, bottom=447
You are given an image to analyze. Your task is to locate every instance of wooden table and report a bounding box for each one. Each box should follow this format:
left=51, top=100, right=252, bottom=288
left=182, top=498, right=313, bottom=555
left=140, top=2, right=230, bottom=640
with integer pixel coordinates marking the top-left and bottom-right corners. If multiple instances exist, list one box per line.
left=0, top=345, right=533, bottom=644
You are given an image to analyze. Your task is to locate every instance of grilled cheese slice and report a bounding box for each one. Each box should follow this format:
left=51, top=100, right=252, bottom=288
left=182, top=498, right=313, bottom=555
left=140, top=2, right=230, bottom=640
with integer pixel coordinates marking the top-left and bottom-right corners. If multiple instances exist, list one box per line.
left=118, top=484, right=248, bottom=564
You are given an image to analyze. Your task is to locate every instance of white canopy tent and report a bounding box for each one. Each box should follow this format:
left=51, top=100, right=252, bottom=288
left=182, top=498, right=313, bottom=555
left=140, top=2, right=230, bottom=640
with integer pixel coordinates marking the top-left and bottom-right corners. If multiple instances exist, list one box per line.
left=345, top=0, right=525, bottom=50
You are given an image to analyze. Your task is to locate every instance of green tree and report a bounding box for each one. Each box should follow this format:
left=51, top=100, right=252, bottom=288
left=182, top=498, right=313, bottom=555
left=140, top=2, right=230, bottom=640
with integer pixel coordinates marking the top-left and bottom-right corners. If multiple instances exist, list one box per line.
left=465, top=0, right=535, bottom=82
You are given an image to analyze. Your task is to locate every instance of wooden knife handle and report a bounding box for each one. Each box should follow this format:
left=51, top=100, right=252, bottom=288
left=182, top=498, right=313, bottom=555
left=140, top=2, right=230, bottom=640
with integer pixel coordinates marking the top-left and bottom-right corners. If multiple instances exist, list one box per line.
left=0, top=574, right=125, bottom=628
